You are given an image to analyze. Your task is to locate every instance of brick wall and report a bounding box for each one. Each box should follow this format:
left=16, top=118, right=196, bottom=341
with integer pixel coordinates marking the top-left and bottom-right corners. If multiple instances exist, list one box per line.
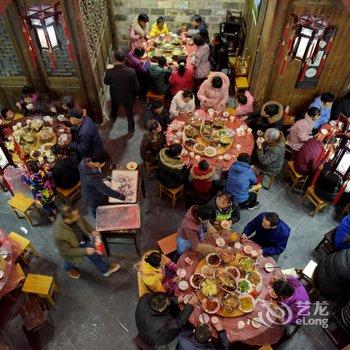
left=113, top=0, right=246, bottom=50
left=0, top=16, right=23, bottom=77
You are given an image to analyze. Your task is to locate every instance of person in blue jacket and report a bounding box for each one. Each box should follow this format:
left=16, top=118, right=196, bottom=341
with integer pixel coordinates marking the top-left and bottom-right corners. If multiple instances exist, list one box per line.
left=241, top=212, right=291, bottom=261
left=225, top=153, right=259, bottom=210
left=310, top=92, right=334, bottom=130
left=78, top=149, right=126, bottom=217
left=334, top=214, right=350, bottom=250
left=178, top=320, right=229, bottom=350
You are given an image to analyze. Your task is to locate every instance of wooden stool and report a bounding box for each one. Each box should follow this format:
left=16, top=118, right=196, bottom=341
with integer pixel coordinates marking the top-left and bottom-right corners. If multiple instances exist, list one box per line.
left=143, top=161, right=159, bottom=177
left=15, top=263, right=26, bottom=284
left=157, top=232, right=177, bottom=256
left=7, top=193, right=40, bottom=226
left=22, top=274, right=59, bottom=307
left=20, top=296, right=48, bottom=332
left=56, top=182, right=81, bottom=203
left=234, top=77, right=249, bottom=95
left=314, top=227, right=337, bottom=256
left=159, top=183, right=183, bottom=208
left=303, top=185, right=328, bottom=217
left=146, top=91, right=165, bottom=102
left=8, top=231, right=37, bottom=264
left=287, top=161, right=308, bottom=191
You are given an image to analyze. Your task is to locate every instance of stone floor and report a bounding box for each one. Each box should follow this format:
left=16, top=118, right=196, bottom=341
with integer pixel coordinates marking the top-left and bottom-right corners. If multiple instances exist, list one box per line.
left=0, top=102, right=340, bottom=349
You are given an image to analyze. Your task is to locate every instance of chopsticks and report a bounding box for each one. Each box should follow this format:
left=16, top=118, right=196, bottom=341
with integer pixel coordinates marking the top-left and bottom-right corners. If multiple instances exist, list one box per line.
left=244, top=315, right=268, bottom=327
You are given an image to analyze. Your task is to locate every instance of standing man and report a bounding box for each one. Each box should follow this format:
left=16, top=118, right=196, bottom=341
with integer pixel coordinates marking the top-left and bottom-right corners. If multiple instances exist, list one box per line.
left=186, top=15, right=209, bottom=43
left=53, top=205, right=121, bottom=279
left=104, top=51, right=140, bottom=137
left=310, top=92, right=335, bottom=130
left=241, top=212, right=291, bottom=261
left=209, top=33, right=228, bottom=72
left=68, top=109, right=103, bottom=161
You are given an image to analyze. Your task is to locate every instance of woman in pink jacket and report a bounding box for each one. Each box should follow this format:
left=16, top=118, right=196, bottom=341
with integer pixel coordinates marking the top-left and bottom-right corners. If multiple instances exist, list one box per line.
left=129, top=14, right=149, bottom=51
left=197, top=72, right=230, bottom=112
left=192, top=35, right=211, bottom=89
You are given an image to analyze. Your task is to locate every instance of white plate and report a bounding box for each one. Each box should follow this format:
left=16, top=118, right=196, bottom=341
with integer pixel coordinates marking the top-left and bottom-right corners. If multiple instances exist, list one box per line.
left=0, top=250, right=8, bottom=259
left=0, top=270, right=4, bottom=279
left=216, top=237, right=225, bottom=247
left=176, top=268, right=187, bottom=278
left=211, top=316, right=219, bottom=324
left=237, top=320, right=245, bottom=329
left=251, top=318, right=262, bottom=329
left=178, top=280, right=189, bottom=291
left=264, top=263, right=275, bottom=273
left=199, top=313, right=210, bottom=324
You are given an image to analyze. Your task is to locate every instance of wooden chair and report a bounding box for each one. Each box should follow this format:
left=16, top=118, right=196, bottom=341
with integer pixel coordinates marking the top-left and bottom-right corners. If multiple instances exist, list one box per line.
left=15, top=263, right=26, bottom=284
left=159, top=183, right=184, bottom=208
left=157, top=232, right=177, bottom=256
left=234, top=76, right=249, bottom=96
left=261, top=174, right=276, bottom=190
left=143, top=161, right=159, bottom=177
left=7, top=193, right=40, bottom=226
left=303, top=185, right=329, bottom=217
left=56, top=182, right=81, bottom=203
left=8, top=231, right=37, bottom=264
left=287, top=161, right=308, bottom=192
left=146, top=91, right=165, bottom=103
left=19, top=296, right=49, bottom=332
left=22, top=274, right=59, bottom=307
left=314, top=227, right=337, bottom=256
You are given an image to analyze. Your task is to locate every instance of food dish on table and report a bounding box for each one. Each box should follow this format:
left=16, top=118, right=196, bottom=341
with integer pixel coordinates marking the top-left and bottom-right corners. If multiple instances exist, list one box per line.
left=39, top=127, right=55, bottom=142
left=201, top=265, right=215, bottom=278
left=221, top=294, right=239, bottom=313
left=190, top=273, right=204, bottom=289
left=219, top=134, right=232, bottom=145
left=220, top=251, right=235, bottom=264
left=206, top=253, right=221, bottom=267
left=237, top=278, right=253, bottom=294
left=213, top=118, right=225, bottom=128
left=202, top=298, right=220, bottom=314
left=216, top=269, right=237, bottom=293
left=208, top=140, right=221, bottom=149
left=184, top=125, right=198, bottom=138
left=203, top=146, right=217, bottom=157
left=238, top=257, right=255, bottom=274
left=200, top=278, right=219, bottom=298
left=239, top=295, right=255, bottom=313
left=247, top=271, right=262, bottom=286
left=201, top=125, right=213, bottom=139
left=244, top=245, right=253, bottom=254
left=30, top=119, right=44, bottom=130
left=225, top=266, right=240, bottom=280
left=184, top=138, right=196, bottom=149
left=193, top=143, right=205, bottom=154
left=30, top=149, right=41, bottom=160
left=189, top=118, right=202, bottom=127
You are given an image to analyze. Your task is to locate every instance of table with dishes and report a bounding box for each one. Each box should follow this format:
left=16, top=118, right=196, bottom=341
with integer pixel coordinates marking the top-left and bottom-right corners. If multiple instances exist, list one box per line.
left=166, top=109, right=255, bottom=171
left=0, top=231, right=22, bottom=298
left=174, top=229, right=285, bottom=346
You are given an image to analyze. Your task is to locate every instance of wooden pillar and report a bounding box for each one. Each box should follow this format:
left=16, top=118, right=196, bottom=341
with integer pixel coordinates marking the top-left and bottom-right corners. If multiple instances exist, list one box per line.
left=61, top=0, right=103, bottom=123
left=249, top=0, right=293, bottom=106
left=107, top=0, right=118, bottom=52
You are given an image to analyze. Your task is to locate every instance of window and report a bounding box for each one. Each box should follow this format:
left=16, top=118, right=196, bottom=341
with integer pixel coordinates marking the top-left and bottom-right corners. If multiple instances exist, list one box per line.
left=26, top=4, right=60, bottom=51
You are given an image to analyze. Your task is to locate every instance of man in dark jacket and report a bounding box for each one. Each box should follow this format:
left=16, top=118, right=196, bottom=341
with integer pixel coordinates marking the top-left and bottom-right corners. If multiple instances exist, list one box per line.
left=68, top=109, right=103, bottom=161
left=104, top=51, right=140, bottom=136
left=135, top=292, right=197, bottom=349
left=293, top=132, right=325, bottom=176
left=334, top=215, right=350, bottom=250
left=313, top=248, right=350, bottom=300
left=148, top=56, right=172, bottom=95
left=242, top=212, right=290, bottom=261
left=207, top=192, right=240, bottom=226
left=209, top=34, right=228, bottom=72
left=186, top=15, right=209, bottom=43
left=78, top=149, right=126, bottom=217
left=331, top=92, right=350, bottom=119
left=178, top=321, right=229, bottom=350
left=144, top=100, right=170, bottom=131
left=226, top=153, right=259, bottom=210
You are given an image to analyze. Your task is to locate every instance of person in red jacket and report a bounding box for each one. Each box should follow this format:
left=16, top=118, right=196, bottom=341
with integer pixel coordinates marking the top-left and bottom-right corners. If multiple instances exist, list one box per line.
left=293, top=132, right=325, bottom=176
left=189, top=159, right=219, bottom=193
left=169, top=57, right=194, bottom=96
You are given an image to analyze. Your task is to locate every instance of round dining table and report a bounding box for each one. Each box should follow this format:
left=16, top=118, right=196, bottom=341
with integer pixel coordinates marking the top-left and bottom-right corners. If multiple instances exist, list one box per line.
left=166, top=110, right=255, bottom=171
left=174, top=231, right=285, bottom=346
left=0, top=231, right=22, bottom=298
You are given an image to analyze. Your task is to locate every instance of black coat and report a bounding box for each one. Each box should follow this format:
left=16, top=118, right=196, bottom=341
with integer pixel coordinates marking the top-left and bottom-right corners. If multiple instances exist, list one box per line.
left=314, top=163, right=342, bottom=202
left=314, top=249, right=350, bottom=299
left=52, top=156, right=80, bottom=189
left=104, top=64, right=140, bottom=105
left=135, top=294, right=194, bottom=346
left=331, top=96, right=350, bottom=119
left=209, top=44, right=228, bottom=71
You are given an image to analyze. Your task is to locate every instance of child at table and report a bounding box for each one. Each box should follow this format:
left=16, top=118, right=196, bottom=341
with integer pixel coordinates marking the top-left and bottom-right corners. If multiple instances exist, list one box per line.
left=189, top=159, right=220, bottom=194
left=138, top=250, right=177, bottom=294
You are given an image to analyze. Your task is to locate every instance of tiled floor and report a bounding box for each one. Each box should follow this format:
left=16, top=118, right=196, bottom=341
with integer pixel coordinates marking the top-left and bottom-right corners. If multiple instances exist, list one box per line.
left=0, top=102, right=339, bottom=349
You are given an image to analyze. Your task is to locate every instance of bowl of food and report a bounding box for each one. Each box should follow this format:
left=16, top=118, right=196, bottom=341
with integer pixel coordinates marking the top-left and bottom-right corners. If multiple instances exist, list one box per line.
left=193, top=143, right=205, bottom=155
left=237, top=278, right=253, bottom=295
left=215, top=269, right=237, bottom=294
left=207, top=140, right=220, bottom=149
left=237, top=257, right=255, bottom=274
left=30, top=119, right=44, bottom=130
left=221, top=220, right=230, bottom=229
left=200, top=278, right=219, bottom=298
left=201, top=265, right=215, bottom=278
left=127, top=162, right=138, bottom=171
left=190, top=273, right=204, bottom=289
left=21, top=132, right=36, bottom=144
left=184, top=138, right=196, bottom=149
left=238, top=294, right=255, bottom=313
left=247, top=271, right=262, bottom=286
left=219, top=134, right=232, bottom=145
left=30, top=149, right=41, bottom=160
left=221, top=294, right=239, bottom=313
left=178, top=280, right=189, bottom=291
left=189, top=118, right=202, bottom=127
left=204, top=146, right=217, bottom=158
left=220, top=251, right=235, bottom=264
left=185, top=125, right=198, bottom=138
left=206, top=253, right=221, bottom=267
left=225, top=266, right=240, bottom=280
left=264, top=263, right=275, bottom=273
left=39, top=127, right=55, bottom=142
left=201, top=125, right=214, bottom=140
left=269, top=289, right=278, bottom=299
left=213, top=118, right=225, bottom=128
left=162, top=43, right=173, bottom=51
left=202, top=298, right=220, bottom=314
